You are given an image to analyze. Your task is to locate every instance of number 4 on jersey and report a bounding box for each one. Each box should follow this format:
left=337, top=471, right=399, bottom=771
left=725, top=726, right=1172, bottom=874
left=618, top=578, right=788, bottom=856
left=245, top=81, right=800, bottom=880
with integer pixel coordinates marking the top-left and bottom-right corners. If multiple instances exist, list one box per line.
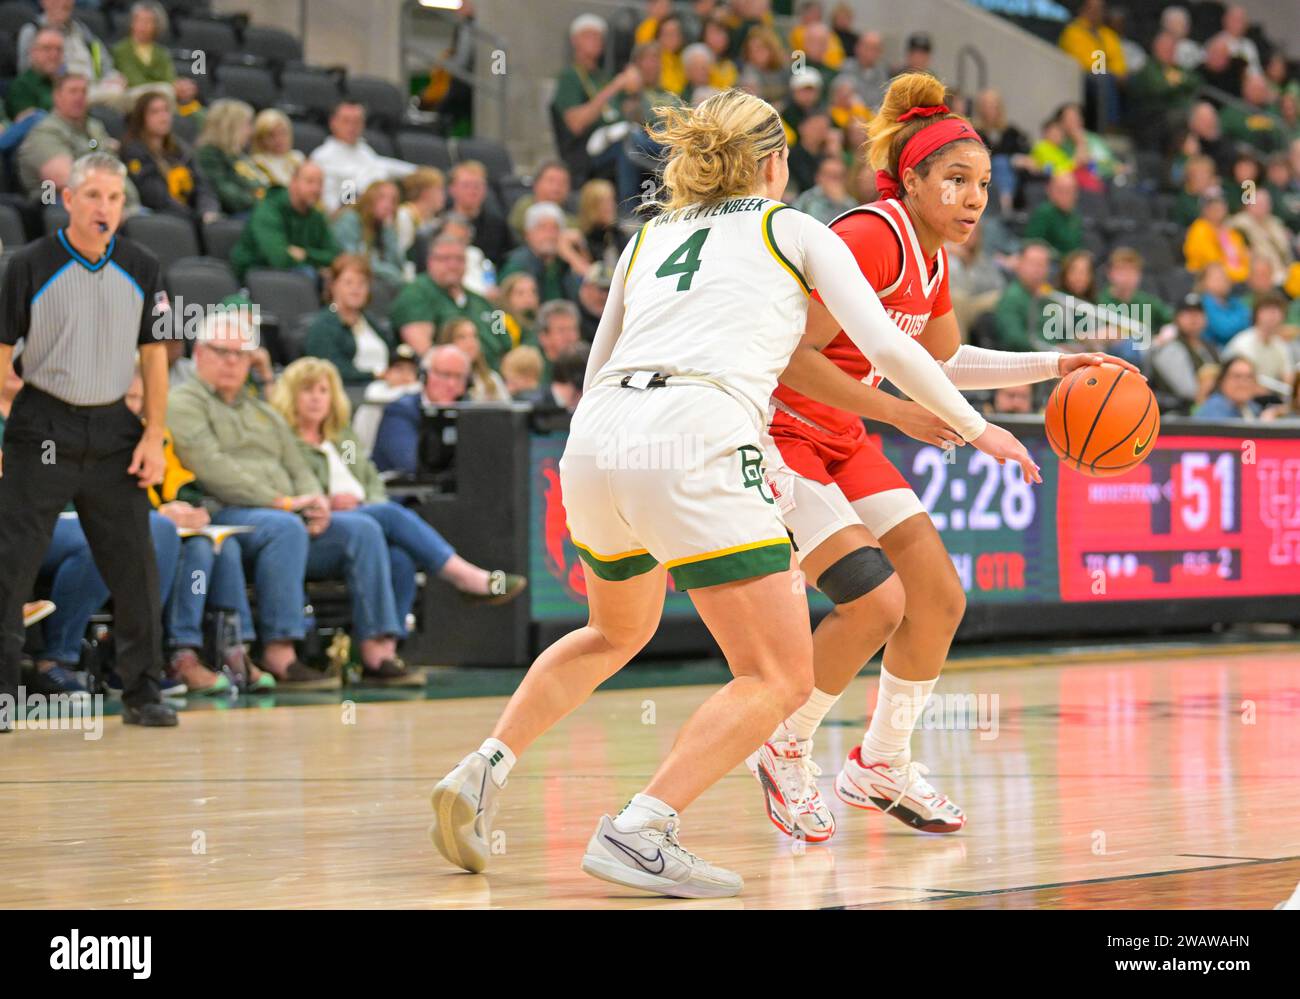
left=655, top=228, right=711, bottom=291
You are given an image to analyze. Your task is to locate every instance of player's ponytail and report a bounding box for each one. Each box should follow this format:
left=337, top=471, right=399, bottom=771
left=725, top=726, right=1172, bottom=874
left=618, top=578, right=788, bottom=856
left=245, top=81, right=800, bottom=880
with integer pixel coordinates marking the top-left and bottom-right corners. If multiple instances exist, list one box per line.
left=650, top=89, right=787, bottom=212
left=867, top=73, right=983, bottom=197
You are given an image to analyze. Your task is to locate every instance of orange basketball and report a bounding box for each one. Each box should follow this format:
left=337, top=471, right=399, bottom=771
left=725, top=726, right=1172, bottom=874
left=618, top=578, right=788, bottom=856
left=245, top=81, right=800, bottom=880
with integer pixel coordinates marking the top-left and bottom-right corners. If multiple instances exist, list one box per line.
left=1044, top=363, right=1159, bottom=477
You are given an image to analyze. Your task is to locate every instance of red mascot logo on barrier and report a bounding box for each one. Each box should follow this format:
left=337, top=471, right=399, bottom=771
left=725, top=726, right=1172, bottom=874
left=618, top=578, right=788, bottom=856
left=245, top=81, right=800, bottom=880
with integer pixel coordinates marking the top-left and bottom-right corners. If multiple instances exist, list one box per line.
left=539, top=457, right=588, bottom=600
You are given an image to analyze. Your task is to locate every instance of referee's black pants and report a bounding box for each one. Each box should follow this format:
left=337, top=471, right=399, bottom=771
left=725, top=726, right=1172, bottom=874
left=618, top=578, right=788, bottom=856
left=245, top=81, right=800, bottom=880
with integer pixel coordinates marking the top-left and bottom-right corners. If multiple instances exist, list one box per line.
left=0, top=385, right=163, bottom=707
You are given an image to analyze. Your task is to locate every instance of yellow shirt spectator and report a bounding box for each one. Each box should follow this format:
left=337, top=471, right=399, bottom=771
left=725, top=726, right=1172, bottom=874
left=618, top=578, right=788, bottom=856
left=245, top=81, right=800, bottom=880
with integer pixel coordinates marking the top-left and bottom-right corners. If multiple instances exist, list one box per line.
left=1184, top=219, right=1251, bottom=283
left=1058, top=15, right=1127, bottom=77
left=789, top=23, right=845, bottom=69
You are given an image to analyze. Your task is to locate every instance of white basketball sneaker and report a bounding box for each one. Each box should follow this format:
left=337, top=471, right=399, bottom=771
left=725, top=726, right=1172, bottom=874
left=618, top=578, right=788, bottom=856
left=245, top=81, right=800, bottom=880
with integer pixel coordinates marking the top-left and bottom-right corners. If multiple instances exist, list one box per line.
left=581, top=814, right=744, bottom=898
left=429, top=751, right=501, bottom=873
left=745, top=736, right=835, bottom=842
left=834, top=746, right=965, bottom=833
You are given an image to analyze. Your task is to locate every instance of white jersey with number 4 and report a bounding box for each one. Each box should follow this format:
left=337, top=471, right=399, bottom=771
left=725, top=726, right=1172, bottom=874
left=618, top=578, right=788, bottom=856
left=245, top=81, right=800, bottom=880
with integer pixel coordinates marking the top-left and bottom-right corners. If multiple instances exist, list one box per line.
left=589, top=196, right=812, bottom=429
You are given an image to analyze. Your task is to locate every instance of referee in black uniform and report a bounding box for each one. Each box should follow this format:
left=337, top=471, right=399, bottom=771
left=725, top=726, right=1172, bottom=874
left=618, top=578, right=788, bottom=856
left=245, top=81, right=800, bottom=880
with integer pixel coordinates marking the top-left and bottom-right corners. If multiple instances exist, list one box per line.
left=0, top=153, right=177, bottom=731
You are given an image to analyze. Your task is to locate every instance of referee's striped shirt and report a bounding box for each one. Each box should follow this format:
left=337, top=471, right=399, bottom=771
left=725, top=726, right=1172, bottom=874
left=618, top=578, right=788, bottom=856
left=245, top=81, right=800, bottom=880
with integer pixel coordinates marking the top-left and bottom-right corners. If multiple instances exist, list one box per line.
left=0, top=229, right=167, bottom=406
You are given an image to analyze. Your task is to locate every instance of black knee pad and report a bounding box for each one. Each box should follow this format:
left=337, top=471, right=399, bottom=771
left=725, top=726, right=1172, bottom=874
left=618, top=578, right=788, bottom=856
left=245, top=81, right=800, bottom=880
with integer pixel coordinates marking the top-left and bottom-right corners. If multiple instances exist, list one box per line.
left=816, top=547, right=895, bottom=604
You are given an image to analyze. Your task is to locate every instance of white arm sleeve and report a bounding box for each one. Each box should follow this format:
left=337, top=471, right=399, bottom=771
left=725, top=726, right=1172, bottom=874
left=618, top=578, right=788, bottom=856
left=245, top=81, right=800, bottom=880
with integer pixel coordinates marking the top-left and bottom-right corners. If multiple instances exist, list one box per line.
left=582, top=234, right=632, bottom=393
left=777, top=209, right=989, bottom=442
left=938, top=344, right=1062, bottom=389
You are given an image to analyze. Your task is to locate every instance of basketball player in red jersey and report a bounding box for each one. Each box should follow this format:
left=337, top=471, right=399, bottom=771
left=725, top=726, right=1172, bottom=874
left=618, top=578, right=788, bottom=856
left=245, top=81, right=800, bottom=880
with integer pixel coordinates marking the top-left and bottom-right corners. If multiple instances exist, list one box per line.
left=747, top=73, right=1140, bottom=841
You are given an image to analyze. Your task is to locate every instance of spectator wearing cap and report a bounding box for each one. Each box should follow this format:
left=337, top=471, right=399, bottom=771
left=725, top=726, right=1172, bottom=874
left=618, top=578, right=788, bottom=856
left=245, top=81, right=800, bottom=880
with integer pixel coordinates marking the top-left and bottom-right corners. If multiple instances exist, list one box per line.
left=1184, top=187, right=1250, bottom=283
left=578, top=178, right=629, bottom=267
left=310, top=101, right=417, bottom=213
left=437, top=316, right=509, bottom=402
left=350, top=343, right=423, bottom=454
left=840, top=30, right=887, bottom=110
left=576, top=262, right=613, bottom=342
left=1196, top=262, right=1251, bottom=348
left=7, top=28, right=62, bottom=119
left=1223, top=292, right=1295, bottom=389
left=445, top=159, right=514, bottom=267
left=994, top=240, right=1054, bottom=351
left=1095, top=247, right=1173, bottom=342
left=229, top=160, right=340, bottom=282
left=793, top=154, right=855, bottom=224
left=371, top=344, right=472, bottom=476
left=782, top=69, right=825, bottom=138
left=498, top=202, right=589, bottom=306
left=1151, top=294, right=1220, bottom=413
left=390, top=235, right=498, bottom=364
left=551, top=14, right=643, bottom=202
left=507, top=160, right=577, bottom=241
left=1024, top=170, right=1083, bottom=256
left=304, top=255, right=396, bottom=386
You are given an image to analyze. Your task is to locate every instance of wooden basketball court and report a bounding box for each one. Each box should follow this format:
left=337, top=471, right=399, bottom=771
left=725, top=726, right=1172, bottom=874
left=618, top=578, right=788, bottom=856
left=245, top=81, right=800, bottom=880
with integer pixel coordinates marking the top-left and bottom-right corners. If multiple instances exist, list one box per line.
left=3, top=646, right=1298, bottom=909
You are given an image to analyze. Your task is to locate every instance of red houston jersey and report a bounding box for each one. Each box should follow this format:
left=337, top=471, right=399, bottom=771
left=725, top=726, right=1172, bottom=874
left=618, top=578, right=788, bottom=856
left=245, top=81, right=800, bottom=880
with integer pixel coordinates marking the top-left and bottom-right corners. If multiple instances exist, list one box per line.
left=771, top=198, right=951, bottom=436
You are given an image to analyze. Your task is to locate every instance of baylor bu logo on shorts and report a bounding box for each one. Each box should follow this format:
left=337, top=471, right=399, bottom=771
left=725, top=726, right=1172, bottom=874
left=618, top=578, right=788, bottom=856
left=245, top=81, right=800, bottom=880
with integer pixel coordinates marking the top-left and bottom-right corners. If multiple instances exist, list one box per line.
left=738, top=445, right=774, bottom=504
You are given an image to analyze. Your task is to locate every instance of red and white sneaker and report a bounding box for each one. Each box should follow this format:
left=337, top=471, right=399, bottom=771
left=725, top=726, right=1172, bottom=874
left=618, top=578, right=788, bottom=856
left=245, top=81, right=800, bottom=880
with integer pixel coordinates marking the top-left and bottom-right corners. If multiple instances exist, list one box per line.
left=745, top=736, right=835, bottom=843
left=833, top=746, right=965, bottom=833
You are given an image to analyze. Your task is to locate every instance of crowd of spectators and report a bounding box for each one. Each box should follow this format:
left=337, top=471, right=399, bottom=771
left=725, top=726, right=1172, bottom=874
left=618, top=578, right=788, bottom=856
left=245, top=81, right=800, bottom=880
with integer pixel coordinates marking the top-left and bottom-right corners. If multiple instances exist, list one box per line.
left=3, top=0, right=1300, bottom=698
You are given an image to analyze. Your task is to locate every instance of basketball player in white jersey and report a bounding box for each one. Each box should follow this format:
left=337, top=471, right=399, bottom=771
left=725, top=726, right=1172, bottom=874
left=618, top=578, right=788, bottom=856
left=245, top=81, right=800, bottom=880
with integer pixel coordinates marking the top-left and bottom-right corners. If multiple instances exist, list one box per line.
left=427, top=88, right=1038, bottom=899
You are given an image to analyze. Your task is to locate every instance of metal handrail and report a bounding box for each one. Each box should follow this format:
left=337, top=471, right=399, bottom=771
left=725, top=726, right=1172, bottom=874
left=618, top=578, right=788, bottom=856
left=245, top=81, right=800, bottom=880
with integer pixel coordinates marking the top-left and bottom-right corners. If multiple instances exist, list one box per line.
left=400, top=2, right=509, bottom=138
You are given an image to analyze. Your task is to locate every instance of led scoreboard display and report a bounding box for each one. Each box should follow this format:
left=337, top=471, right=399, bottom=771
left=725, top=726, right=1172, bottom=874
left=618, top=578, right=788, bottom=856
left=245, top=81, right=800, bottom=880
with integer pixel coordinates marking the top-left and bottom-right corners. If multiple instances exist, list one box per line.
left=528, top=421, right=1300, bottom=624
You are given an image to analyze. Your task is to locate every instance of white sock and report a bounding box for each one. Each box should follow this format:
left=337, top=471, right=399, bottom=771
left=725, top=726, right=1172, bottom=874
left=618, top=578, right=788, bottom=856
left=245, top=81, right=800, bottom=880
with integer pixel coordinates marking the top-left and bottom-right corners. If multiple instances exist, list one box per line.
left=613, top=792, right=676, bottom=832
left=478, top=737, right=516, bottom=787
left=861, top=666, right=937, bottom=767
left=778, top=687, right=842, bottom=742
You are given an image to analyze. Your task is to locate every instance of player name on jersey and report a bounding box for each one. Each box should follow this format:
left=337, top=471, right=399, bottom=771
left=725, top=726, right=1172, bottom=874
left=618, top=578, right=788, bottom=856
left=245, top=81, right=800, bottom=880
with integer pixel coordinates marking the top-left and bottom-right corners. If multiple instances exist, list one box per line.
left=654, top=196, right=771, bottom=225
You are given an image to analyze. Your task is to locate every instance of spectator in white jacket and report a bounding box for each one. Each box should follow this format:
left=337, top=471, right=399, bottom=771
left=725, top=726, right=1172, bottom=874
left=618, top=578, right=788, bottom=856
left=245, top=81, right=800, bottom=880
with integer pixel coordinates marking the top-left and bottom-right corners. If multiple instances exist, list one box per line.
left=310, top=101, right=416, bottom=212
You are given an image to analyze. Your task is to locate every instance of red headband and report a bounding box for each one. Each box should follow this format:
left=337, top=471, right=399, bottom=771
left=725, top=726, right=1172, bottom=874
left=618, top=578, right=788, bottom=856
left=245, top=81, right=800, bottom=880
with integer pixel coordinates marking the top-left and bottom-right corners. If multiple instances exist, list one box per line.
left=875, top=110, right=982, bottom=200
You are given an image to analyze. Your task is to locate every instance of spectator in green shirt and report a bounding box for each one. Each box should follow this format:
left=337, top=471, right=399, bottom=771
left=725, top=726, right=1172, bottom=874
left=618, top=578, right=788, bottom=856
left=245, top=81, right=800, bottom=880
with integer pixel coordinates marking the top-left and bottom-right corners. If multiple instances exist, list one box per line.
left=195, top=98, right=268, bottom=216
left=993, top=240, right=1054, bottom=351
left=7, top=28, right=62, bottom=119
left=1096, top=246, right=1174, bottom=340
left=1128, top=31, right=1202, bottom=147
left=229, top=161, right=340, bottom=281
left=552, top=13, right=643, bottom=200
left=389, top=235, right=499, bottom=365
left=1024, top=170, right=1083, bottom=256
left=111, top=1, right=176, bottom=89
left=1222, top=73, right=1284, bottom=156
left=498, top=202, right=588, bottom=305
